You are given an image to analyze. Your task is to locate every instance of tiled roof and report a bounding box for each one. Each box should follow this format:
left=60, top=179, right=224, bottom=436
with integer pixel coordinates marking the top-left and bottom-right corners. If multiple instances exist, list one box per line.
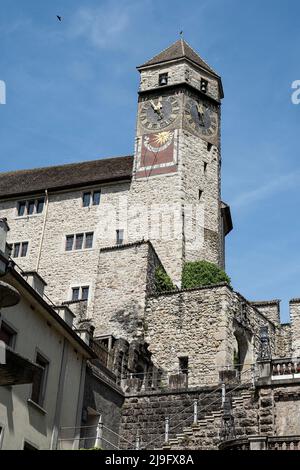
left=0, top=156, right=133, bottom=198
left=138, top=39, right=219, bottom=76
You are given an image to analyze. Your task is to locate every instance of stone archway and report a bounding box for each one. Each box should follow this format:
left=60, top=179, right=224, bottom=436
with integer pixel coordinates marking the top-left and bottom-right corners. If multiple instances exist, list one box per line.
left=233, top=324, right=253, bottom=380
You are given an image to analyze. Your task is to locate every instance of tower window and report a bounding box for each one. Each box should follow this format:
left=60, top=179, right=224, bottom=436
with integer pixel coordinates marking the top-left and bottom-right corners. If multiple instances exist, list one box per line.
left=65, top=232, right=94, bottom=251
left=75, top=233, right=84, bottom=250
left=179, top=357, right=189, bottom=376
left=158, top=73, right=168, bottom=86
left=199, top=190, right=203, bottom=201
left=12, top=241, right=28, bottom=258
left=71, top=286, right=89, bottom=302
left=200, top=78, right=208, bottom=94
left=207, top=142, right=213, bottom=152
left=116, top=229, right=124, bottom=245
left=203, top=162, right=208, bottom=173
left=82, top=190, right=101, bottom=207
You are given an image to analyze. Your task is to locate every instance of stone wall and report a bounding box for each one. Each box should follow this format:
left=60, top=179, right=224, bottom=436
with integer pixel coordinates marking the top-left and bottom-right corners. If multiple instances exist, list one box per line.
left=120, top=385, right=258, bottom=450
left=145, top=285, right=276, bottom=387
left=91, top=241, right=162, bottom=340
left=139, top=60, right=220, bottom=102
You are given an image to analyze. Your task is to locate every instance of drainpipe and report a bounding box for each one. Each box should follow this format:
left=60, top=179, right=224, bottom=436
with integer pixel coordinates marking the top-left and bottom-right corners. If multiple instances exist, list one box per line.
left=50, top=338, right=68, bottom=449
left=36, top=189, right=49, bottom=272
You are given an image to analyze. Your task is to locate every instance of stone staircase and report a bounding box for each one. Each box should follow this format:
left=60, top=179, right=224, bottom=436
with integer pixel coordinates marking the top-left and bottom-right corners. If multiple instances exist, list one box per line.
left=161, top=389, right=254, bottom=450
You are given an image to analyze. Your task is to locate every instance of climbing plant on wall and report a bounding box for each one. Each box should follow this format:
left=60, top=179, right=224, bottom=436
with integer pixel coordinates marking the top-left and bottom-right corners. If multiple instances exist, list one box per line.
left=182, top=260, right=231, bottom=289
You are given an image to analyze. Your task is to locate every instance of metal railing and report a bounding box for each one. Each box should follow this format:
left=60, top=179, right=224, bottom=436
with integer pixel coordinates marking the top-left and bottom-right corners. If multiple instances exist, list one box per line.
left=139, top=364, right=256, bottom=450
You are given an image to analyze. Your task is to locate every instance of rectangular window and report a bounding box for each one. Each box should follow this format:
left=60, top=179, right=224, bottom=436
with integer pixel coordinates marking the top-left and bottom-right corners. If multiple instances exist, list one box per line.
left=72, top=287, right=80, bottom=301
left=13, top=243, right=20, bottom=258
left=66, top=232, right=94, bottom=251
left=92, top=191, right=101, bottom=206
left=200, top=78, right=208, bottom=94
left=85, top=232, right=94, bottom=249
left=82, top=192, right=91, bottom=207
left=81, top=286, right=89, bottom=301
left=116, top=229, right=124, bottom=245
left=31, top=352, right=49, bottom=407
left=0, top=321, right=16, bottom=348
left=159, top=73, right=168, bottom=86
left=36, top=198, right=45, bottom=214
left=75, top=233, right=84, bottom=250
left=20, top=242, right=28, bottom=257
left=199, top=190, right=203, bottom=201
left=65, top=235, right=74, bottom=251
left=17, top=201, right=26, bottom=217
left=27, top=200, right=35, bottom=215
left=17, top=198, right=45, bottom=217
left=179, top=357, right=189, bottom=375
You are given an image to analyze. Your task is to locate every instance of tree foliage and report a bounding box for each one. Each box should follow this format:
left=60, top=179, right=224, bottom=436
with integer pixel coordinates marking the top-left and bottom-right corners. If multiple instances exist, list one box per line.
left=155, top=266, right=175, bottom=293
left=182, top=260, right=231, bottom=289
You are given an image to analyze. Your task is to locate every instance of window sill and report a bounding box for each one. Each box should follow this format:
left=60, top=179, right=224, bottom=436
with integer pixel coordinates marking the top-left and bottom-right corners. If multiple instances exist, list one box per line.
left=14, top=214, right=43, bottom=220
left=64, top=248, right=94, bottom=254
left=27, top=399, right=47, bottom=415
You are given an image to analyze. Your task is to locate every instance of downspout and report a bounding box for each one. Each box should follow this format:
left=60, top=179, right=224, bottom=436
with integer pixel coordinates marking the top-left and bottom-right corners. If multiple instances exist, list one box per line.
left=50, top=338, right=68, bottom=450
left=73, top=358, right=87, bottom=449
left=36, top=189, right=49, bottom=272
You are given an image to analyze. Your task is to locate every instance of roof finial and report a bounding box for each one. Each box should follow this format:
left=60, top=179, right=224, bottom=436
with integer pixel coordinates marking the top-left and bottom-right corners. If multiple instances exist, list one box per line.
left=179, top=30, right=184, bottom=39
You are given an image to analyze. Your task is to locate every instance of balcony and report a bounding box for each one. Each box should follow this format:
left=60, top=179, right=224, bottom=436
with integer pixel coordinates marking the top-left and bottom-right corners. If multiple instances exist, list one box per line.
left=0, top=345, right=42, bottom=386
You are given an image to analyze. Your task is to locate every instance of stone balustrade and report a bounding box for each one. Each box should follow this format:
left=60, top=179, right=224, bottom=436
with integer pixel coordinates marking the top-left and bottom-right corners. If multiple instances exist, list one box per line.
left=271, top=358, right=300, bottom=379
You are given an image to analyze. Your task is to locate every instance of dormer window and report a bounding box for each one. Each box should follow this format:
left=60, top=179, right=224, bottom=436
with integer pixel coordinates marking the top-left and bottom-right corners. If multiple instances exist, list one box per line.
left=200, top=78, right=208, bottom=94
left=159, top=73, right=168, bottom=86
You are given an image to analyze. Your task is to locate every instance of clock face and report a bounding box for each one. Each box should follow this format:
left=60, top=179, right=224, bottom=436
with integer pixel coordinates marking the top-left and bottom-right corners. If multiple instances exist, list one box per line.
left=185, top=98, right=218, bottom=138
left=140, top=95, right=180, bottom=131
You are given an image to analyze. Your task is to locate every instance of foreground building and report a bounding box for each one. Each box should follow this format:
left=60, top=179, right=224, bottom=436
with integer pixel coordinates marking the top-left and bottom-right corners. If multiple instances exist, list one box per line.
left=0, top=40, right=300, bottom=450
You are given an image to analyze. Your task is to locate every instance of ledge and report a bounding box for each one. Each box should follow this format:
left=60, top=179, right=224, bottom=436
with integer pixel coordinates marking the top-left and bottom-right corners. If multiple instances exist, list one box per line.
left=147, top=282, right=231, bottom=298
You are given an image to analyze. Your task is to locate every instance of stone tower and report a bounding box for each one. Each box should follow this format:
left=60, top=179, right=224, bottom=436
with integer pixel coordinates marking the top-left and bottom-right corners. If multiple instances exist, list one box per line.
left=130, top=39, right=232, bottom=285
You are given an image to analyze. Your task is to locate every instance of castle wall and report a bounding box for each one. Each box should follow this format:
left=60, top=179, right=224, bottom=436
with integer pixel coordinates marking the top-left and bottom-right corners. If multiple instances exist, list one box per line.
left=290, top=299, right=300, bottom=356
left=250, top=300, right=281, bottom=326
left=91, top=242, right=162, bottom=341
left=145, top=286, right=276, bottom=387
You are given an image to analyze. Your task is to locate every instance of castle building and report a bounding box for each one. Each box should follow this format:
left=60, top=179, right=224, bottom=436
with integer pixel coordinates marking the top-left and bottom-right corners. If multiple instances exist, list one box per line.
left=1, top=40, right=300, bottom=450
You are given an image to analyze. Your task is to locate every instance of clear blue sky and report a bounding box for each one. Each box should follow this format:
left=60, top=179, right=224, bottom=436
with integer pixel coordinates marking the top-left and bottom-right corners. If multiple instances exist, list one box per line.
left=1, top=0, right=300, bottom=322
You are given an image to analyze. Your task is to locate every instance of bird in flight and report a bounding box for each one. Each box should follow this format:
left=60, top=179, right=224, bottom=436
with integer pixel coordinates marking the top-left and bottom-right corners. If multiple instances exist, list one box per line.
left=57, top=15, right=62, bottom=21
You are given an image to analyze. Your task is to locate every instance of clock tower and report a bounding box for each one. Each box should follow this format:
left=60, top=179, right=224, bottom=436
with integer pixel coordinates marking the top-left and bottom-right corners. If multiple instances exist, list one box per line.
left=129, top=39, right=232, bottom=285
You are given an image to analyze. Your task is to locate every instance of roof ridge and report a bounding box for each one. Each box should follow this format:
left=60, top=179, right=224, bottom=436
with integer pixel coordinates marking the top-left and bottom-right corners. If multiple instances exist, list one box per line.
left=138, top=39, right=181, bottom=69
left=0, top=155, right=133, bottom=177
left=183, top=39, right=220, bottom=76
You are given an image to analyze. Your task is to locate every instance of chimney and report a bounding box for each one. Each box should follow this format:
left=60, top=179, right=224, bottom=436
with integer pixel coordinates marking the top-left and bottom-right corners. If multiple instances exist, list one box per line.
left=76, top=320, right=95, bottom=346
left=0, top=218, right=9, bottom=254
left=22, top=271, right=47, bottom=297
left=290, top=298, right=300, bottom=356
left=54, top=305, right=76, bottom=328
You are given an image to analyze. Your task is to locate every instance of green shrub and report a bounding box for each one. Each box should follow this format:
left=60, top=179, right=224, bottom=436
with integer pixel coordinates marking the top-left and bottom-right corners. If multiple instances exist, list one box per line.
left=155, top=266, right=175, bottom=293
left=182, top=260, right=231, bottom=289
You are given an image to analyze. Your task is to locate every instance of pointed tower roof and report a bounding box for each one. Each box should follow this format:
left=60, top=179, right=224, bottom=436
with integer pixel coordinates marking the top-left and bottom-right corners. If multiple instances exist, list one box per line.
left=138, top=39, right=219, bottom=77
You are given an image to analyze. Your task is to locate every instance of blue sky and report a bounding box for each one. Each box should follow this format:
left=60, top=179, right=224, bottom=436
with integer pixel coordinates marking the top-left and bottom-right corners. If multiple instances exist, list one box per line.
left=1, top=0, right=300, bottom=322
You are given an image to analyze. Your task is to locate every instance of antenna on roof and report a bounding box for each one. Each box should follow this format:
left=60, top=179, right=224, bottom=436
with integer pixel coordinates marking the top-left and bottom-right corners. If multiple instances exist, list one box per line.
left=179, top=30, right=184, bottom=38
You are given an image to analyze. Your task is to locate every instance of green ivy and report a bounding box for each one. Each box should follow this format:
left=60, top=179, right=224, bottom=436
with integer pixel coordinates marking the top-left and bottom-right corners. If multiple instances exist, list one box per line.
left=154, top=266, right=175, bottom=293
left=182, top=260, right=231, bottom=289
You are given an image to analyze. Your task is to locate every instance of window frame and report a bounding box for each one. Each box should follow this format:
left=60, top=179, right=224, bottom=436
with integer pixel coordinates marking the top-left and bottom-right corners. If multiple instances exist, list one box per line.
left=31, top=350, right=49, bottom=408
left=70, top=285, right=90, bottom=302
left=158, top=72, right=168, bottom=86
left=82, top=189, right=101, bottom=208
left=65, top=232, right=94, bottom=252
left=116, top=229, right=124, bottom=245
left=11, top=241, right=29, bottom=258
left=0, top=320, right=17, bottom=349
left=16, top=197, right=45, bottom=218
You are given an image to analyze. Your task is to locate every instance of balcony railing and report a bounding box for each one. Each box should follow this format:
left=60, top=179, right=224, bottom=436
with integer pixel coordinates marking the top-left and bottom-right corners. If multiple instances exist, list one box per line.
left=220, top=435, right=300, bottom=451
left=271, top=358, right=300, bottom=380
